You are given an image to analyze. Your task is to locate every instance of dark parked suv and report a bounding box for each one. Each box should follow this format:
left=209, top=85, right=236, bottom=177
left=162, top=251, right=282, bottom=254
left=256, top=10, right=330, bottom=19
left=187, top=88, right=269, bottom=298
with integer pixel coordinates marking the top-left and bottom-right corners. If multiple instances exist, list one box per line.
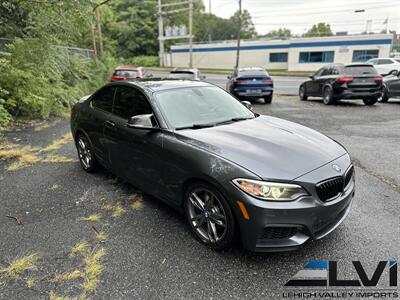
left=299, top=64, right=383, bottom=105
left=227, top=67, right=274, bottom=104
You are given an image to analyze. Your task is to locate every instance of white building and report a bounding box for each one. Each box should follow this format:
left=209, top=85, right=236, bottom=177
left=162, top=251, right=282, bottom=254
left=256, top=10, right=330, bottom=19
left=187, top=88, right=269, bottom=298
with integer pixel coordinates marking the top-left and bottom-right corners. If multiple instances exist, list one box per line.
left=170, top=34, right=393, bottom=72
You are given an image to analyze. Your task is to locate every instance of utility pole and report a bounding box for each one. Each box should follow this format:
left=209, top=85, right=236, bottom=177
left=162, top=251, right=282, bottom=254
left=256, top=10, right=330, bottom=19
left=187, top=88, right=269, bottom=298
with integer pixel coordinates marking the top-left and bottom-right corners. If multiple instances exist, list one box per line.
left=209, top=0, right=211, bottom=14
left=235, top=0, right=242, bottom=69
left=95, top=7, right=104, bottom=57
left=158, top=0, right=165, bottom=67
left=189, top=0, right=193, bottom=68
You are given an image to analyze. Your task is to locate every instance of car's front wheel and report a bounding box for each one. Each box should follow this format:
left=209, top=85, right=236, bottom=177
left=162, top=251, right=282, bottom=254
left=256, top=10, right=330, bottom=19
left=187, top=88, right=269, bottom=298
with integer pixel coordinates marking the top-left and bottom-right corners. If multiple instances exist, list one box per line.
left=184, top=182, right=236, bottom=250
left=75, top=133, right=98, bottom=172
left=363, top=97, right=378, bottom=106
left=299, top=85, right=308, bottom=101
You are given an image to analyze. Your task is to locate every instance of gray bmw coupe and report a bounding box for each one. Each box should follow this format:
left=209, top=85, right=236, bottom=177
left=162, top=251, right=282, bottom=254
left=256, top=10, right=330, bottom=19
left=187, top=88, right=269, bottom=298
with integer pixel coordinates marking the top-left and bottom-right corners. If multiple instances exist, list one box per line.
left=70, top=79, right=355, bottom=252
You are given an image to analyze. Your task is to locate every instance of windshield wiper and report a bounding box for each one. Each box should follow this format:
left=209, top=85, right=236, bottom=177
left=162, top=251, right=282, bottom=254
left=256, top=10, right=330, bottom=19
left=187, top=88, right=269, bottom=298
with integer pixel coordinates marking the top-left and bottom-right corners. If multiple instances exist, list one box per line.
left=215, top=116, right=255, bottom=125
left=175, top=123, right=216, bottom=130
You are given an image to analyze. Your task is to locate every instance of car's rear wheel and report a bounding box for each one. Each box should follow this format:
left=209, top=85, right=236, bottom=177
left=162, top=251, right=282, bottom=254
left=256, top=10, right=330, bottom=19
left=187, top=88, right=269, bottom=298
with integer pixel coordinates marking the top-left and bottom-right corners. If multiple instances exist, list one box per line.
left=379, top=87, right=389, bottom=103
left=263, top=94, right=273, bottom=104
left=184, top=182, right=236, bottom=250
left=323, top=86, right=335, bottom=105
left=299, top=85, right=308, bottom=101
left=75, top=133, right=98, bottom=172
left=363, top=97, right=378, bottom=106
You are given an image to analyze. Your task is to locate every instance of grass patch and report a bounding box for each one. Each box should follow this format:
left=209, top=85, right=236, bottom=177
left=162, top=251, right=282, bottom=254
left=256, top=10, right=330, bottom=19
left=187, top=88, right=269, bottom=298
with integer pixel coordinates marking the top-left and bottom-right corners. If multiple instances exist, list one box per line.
left=40, top=133, right=73, bottom=152
left=0, top=253, right=39, bottom=279
left=81, top=214, right=101, bottom=222
left=52, top=269, right=82, bottom=282
left=112, top=203, right=125, bottom=218
left=50, top=183, right=60, bottom=190
left=95, top=231, right=107, bottom=242
left=82, top=248, right=106, bottom=293
left=100, top=203, right=113, bottom=211
left=26, top=276, right=36, bottom=288
left=129, top=194, right=143, bottom=210
left=0, top=145, right=41, bottom=171
left=70, top=241, right=89, bottom=257
left=42, top=154, right=77, bottom=163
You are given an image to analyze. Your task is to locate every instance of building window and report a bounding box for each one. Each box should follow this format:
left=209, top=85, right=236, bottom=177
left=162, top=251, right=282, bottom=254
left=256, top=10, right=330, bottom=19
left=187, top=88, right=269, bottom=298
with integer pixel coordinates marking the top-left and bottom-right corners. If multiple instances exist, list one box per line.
left=352, top=50, right=379, bottom=62
left=269, top=52, right=288, bottom=63
left=299, top=51, right=334, bottom=63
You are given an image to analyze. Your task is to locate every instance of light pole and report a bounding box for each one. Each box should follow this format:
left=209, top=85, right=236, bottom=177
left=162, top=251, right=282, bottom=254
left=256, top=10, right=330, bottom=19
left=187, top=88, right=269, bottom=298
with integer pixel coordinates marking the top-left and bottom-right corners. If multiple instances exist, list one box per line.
left=235, top=0, right=242, bottom=70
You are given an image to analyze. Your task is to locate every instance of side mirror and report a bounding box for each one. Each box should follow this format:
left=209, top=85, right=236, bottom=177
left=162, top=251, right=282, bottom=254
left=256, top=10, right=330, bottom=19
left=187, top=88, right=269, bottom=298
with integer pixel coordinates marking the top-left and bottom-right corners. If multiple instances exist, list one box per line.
left=127, top=114, right=157, bottom=130
left=227, top=76, right=231, bottom=79
left=309, top=75, right=314, bottom=80
left=202, top=75, right=206, bottom=80
left=241, top=100, right=253, bottom=111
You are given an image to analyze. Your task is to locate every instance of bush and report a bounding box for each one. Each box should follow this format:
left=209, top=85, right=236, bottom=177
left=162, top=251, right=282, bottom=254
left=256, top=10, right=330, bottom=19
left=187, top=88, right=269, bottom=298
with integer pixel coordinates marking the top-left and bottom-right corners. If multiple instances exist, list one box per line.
left=0, top=38, right=116, bottom=126
left=124, top=55, right=159, bottom=67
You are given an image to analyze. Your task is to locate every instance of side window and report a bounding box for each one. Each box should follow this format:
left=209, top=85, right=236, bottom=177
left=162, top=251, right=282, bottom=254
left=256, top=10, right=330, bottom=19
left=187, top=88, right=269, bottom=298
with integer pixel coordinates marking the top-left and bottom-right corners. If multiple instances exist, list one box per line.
left=321, top=67, right=331, bottom=76
left=331, top=67, right=339, bottom=75
left=313, top=67, right=325, bottom=77
left=91, top=87, right=116, bottom=112
left=113, top=86, right=153, bottom=120
left=378, top=59, right=393, bottom=65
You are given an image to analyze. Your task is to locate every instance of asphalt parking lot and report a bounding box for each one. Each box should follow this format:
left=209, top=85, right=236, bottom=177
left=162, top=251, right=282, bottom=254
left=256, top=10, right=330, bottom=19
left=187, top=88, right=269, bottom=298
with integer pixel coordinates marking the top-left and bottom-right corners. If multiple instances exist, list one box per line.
left=0, top=94, right=399, bottom=299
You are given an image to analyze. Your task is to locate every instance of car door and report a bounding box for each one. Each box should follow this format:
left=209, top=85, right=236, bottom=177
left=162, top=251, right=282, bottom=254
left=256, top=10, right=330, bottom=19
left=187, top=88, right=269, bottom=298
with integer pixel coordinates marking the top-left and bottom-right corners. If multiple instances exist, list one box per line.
left=103, top=85, right=166, bottom=194
left=87, top=86, right=117, bottom=165
left=377, top=59, right=395, bottom=75
left=307, top=67, right=325, bottom=96
left=388, top=74, right=400, bottom=96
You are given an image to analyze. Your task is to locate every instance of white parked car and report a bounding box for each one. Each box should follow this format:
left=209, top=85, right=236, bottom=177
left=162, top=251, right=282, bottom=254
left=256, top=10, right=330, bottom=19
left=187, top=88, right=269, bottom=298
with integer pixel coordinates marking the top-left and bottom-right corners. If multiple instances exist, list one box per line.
left=367, top=58, right=400, bottom=75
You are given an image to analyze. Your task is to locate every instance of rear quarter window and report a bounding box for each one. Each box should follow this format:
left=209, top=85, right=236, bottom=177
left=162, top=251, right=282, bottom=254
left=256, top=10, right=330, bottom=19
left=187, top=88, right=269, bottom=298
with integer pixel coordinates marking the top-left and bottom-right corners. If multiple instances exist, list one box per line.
left=343, top=66, right=378, bottom=76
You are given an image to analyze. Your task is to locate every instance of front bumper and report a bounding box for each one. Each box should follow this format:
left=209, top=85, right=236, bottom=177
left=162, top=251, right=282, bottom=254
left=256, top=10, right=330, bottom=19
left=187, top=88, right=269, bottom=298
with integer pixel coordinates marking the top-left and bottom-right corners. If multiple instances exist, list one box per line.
left=227, top=155, right=355, bottom=252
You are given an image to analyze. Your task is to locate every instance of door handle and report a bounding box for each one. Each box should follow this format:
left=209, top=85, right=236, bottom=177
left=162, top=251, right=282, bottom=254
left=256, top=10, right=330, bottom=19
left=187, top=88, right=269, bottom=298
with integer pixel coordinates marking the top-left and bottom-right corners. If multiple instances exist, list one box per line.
left=105, top=120, right=115, bottom=127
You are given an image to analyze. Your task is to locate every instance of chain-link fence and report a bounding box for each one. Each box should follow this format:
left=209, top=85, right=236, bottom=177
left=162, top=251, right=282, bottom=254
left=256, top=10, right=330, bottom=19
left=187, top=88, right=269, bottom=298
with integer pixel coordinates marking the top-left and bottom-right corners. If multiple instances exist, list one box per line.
left=0, top=38, right=95, bottom=60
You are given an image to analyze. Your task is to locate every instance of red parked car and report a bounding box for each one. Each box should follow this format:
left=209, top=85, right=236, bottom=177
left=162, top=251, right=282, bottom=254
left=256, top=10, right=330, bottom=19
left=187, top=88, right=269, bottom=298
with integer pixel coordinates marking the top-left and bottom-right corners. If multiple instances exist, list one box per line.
left=111, top=66, right=145, bottom=81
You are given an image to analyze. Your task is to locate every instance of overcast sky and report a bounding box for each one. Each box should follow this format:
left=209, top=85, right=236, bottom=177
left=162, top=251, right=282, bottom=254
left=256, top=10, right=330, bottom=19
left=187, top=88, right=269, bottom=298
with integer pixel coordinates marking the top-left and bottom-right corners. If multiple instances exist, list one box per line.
left=202, top=0, right=400, bottom=35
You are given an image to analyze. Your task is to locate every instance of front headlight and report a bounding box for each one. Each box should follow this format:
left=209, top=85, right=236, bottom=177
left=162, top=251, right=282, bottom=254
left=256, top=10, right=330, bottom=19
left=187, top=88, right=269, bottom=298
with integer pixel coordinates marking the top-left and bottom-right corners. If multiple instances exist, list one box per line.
left=232, top=178, right=308, bottom=201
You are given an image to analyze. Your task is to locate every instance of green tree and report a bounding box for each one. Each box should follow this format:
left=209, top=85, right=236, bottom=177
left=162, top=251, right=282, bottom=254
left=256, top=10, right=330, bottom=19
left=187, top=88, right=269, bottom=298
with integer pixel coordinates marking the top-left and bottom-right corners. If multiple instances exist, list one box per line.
left=303, top=23, right=333, bottom=37
left=261, top=28, right=292, bottom=38
left=230, top=9, right=257, bottom=39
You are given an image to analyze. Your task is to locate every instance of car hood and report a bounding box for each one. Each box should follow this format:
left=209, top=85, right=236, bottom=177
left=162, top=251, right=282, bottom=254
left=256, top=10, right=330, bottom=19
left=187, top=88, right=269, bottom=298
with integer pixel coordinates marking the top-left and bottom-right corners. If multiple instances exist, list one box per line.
left=175, top=115, right=347, bottom=181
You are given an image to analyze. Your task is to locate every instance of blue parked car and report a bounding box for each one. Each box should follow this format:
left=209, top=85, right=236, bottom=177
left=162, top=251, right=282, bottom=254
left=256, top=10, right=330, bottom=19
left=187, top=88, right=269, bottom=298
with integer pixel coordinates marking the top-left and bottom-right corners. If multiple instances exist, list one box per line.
left=226, top=67, right=274, bottom=104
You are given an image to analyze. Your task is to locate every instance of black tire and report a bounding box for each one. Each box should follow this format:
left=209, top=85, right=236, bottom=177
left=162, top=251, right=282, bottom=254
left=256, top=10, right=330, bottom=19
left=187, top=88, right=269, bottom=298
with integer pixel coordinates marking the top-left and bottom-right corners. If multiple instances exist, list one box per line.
left=263, top=94, right=273, bottom=104
left=379, top=87, right=389, bottom=103
left=75, top=133, right=99, bottom=173
left=322, top=86, right=335, bottom=105
left=299, top=85, right=308, bottom=101
left=184, top=182, right=236, bottom=250
left=363, top=97, right=378, bottom=106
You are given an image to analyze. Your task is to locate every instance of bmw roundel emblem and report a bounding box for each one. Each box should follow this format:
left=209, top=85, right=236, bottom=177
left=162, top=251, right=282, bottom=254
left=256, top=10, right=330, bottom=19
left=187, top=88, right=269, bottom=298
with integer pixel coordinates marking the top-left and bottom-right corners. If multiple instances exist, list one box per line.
left=332, top=164, right=341, bottom=173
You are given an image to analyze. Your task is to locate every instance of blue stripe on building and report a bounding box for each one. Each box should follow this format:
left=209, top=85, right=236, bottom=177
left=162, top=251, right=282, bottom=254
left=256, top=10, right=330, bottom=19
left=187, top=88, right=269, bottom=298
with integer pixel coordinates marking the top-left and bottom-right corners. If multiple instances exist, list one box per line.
left=171, top=39, right=392, bottom=53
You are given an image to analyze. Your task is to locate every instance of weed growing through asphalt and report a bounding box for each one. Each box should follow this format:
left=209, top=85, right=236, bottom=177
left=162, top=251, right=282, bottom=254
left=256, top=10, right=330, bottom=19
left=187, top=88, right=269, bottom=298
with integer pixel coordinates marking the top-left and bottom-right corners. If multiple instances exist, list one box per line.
left=95, top=231, right=107, bottom=242
left=50, top=183, right=60, bottom=190
left=70, top=241, right=89, bottom=257
left=52, top=269, right=83, bottom=282
left=0, top=145, right=41, bottom=171
left=26, top=276, right=36, bottom=288
left=42, top=154, right=77, bottom=163
left=40, top=133, right=73, bottom=152
left=100, top=203, right=113, bottom=211
left=81, top=214, right=101, bottom=222
left=0, top=253, right=39, bottom=280
left=129, top=194, right=143, bottom=210
left=112, top=202, right=125, bottom=218
left=82, top=248, right=106, bottom=293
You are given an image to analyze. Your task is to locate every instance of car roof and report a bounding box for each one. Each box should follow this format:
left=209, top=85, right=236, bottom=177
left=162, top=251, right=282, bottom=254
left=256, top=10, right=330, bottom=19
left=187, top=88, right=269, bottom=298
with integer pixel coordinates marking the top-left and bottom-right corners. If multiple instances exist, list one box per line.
left=109, top=79, right=213, bottom=93
left=115, top=66, right=142, bottom=70
left=171, top=68, right=198, bottom=73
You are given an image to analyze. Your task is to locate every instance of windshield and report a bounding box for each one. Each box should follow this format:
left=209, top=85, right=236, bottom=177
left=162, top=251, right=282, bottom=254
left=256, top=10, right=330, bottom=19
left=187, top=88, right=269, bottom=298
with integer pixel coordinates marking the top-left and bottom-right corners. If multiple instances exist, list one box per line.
left=342, top=66, right=378, bottom=76
left=238, top=70, right=268, bottom=77
left=115, top=70, right=139, bottom=77
left=155, top=86, right=254, bottom=129
left=168, top=72, right=196, bottom=80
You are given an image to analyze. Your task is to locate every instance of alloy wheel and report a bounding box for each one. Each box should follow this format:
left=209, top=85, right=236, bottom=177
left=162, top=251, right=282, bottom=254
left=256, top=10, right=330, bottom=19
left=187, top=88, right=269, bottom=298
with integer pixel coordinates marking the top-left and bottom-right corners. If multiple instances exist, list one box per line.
left=77, top=136, right=92, bottom=170
left=187, top=187, right=228, bottom=244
